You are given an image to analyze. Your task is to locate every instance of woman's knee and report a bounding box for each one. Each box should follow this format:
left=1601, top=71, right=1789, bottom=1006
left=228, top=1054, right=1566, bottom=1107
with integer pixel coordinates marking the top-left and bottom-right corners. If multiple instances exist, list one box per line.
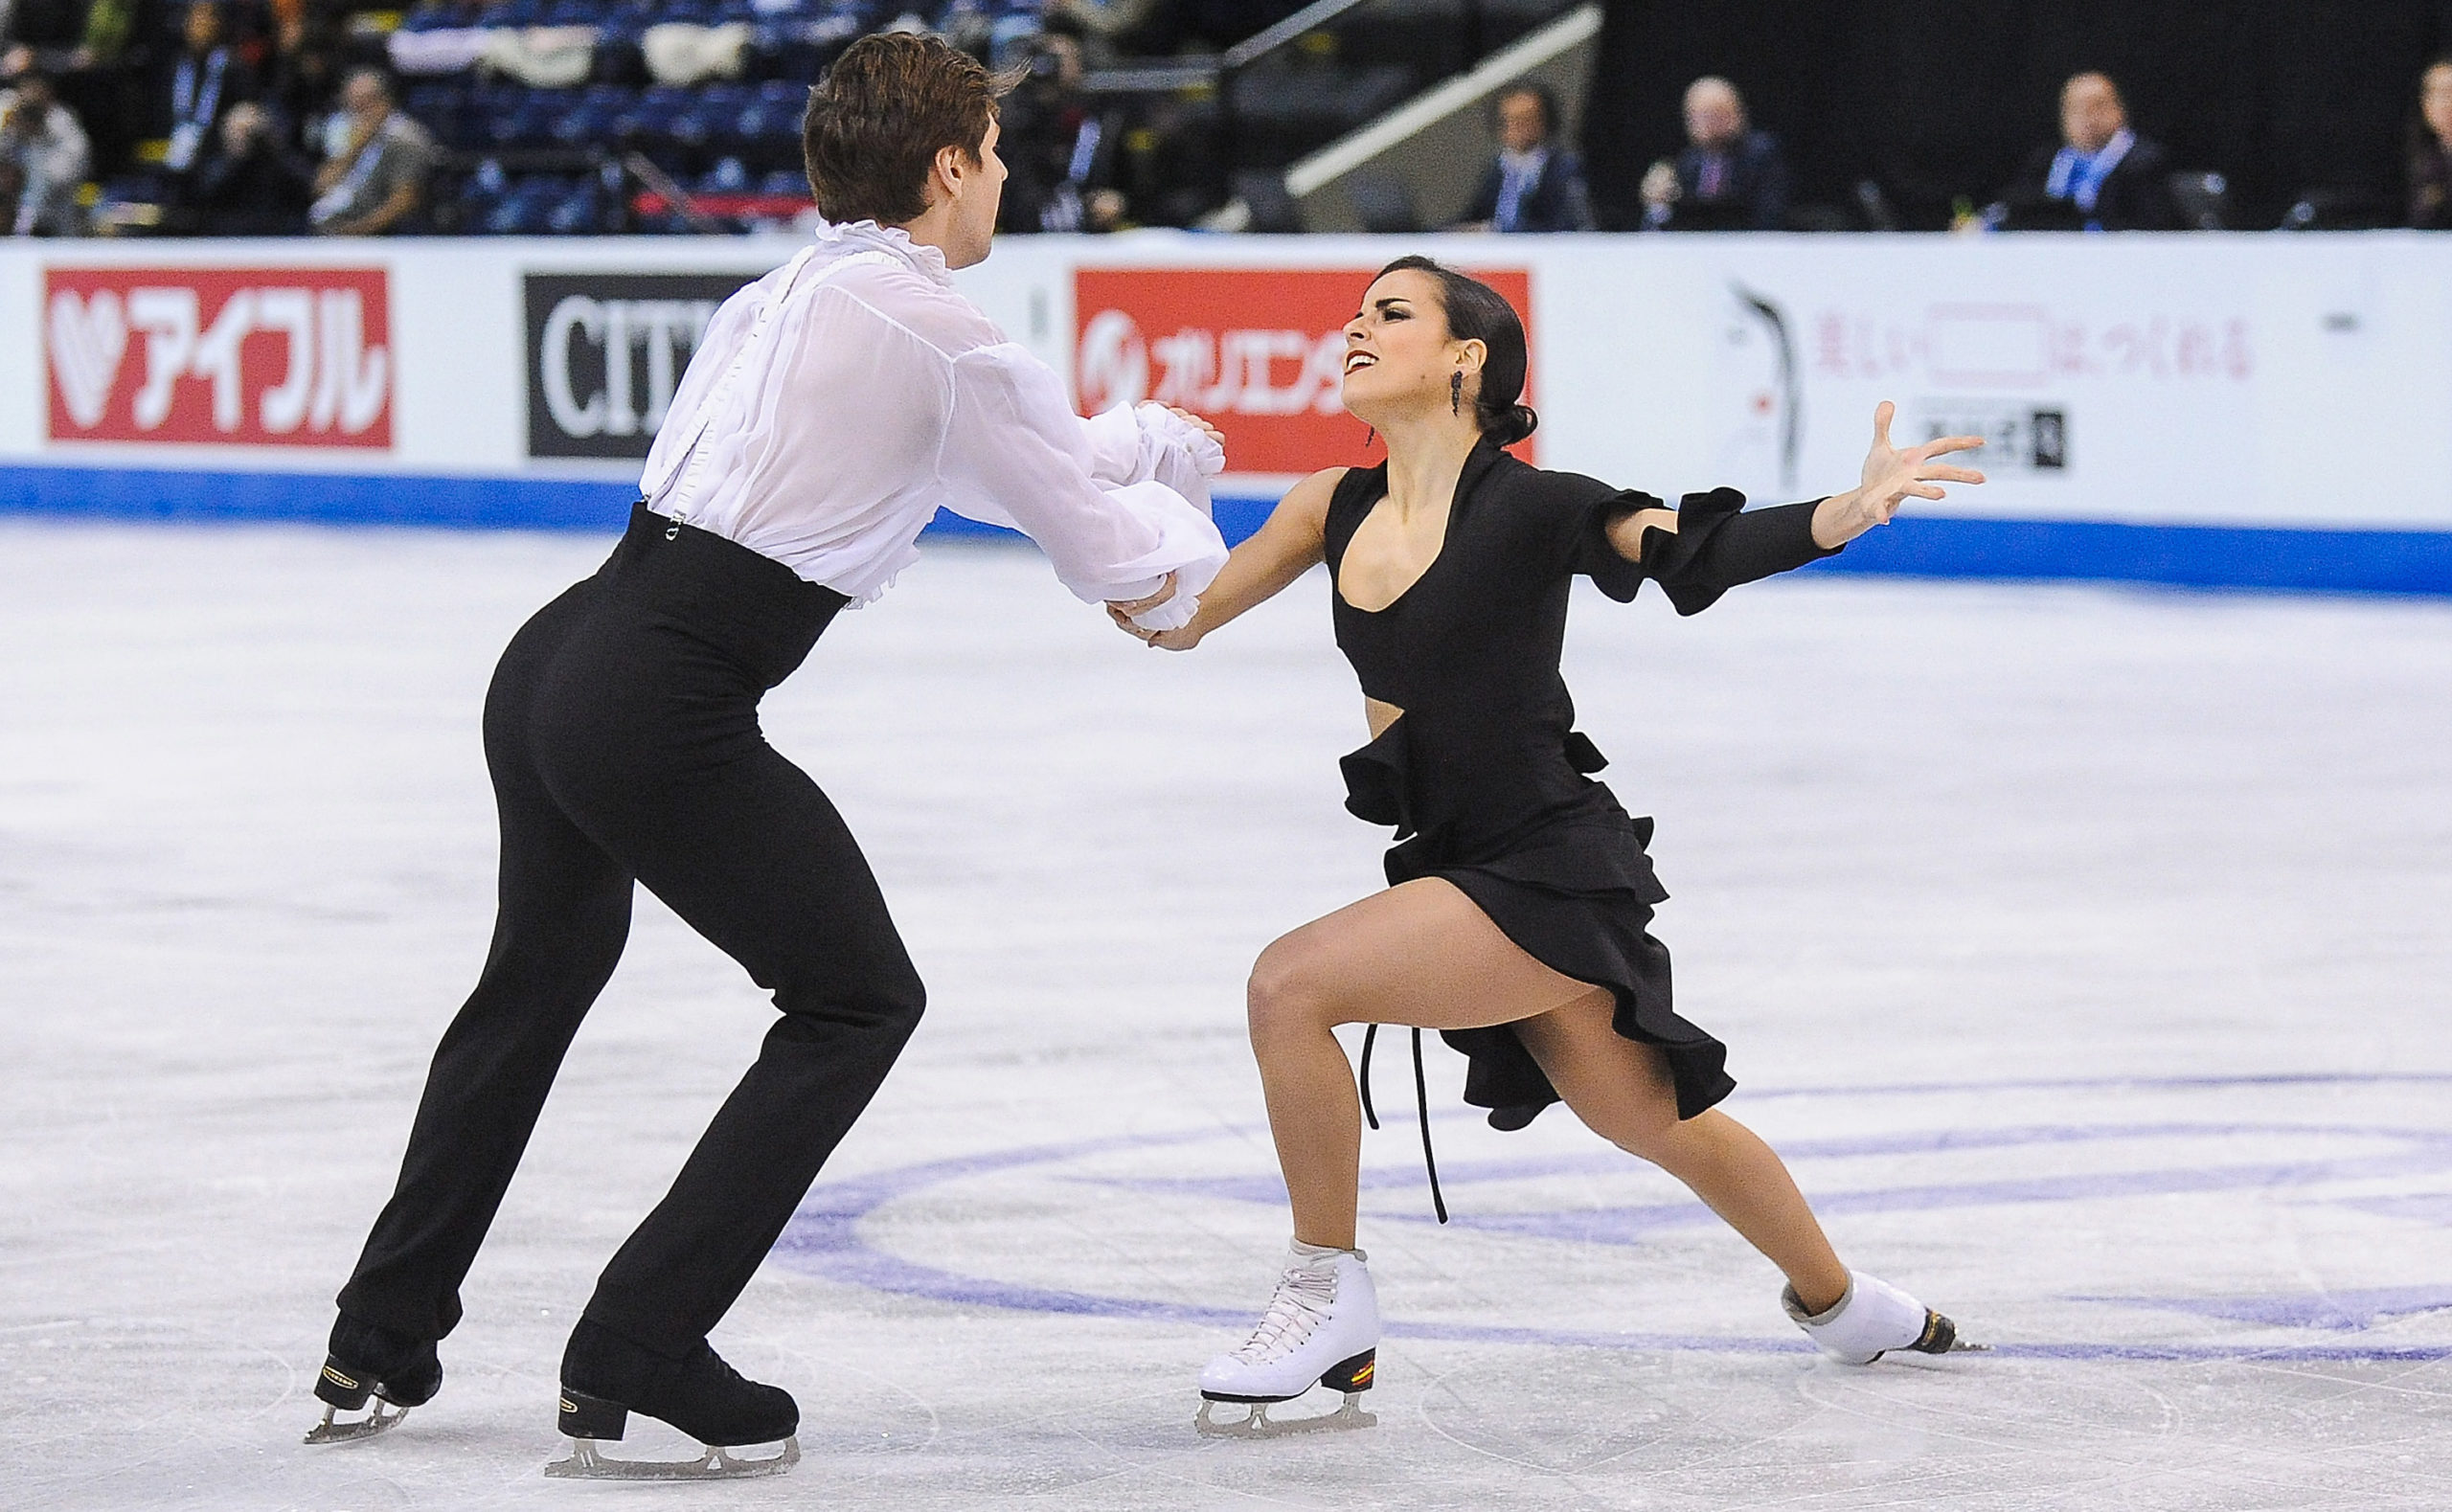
left=1246, top=936, right=1335, bottom=1047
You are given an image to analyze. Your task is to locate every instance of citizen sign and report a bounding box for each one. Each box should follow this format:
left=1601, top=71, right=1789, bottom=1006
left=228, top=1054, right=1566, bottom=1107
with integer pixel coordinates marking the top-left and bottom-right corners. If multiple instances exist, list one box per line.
left=45, top=266, right=392, bottom=447
left=525, top=272, right=756, bottom=459
left=1074, top=267, right=1532, bottom=475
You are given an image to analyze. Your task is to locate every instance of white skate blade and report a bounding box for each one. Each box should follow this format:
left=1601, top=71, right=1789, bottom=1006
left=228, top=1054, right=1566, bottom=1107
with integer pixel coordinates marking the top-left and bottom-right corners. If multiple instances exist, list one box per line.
left=543, top=1435, right=800, bottom=1480
left=1195, top=1392, right=1376, bottom=1440
left=303, top=1400, right=409, bottom=1445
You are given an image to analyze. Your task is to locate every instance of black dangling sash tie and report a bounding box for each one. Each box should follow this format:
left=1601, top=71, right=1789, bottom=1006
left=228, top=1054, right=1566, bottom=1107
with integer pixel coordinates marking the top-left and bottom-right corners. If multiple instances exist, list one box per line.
left=1357, top=1024, right=1447, bottom=1224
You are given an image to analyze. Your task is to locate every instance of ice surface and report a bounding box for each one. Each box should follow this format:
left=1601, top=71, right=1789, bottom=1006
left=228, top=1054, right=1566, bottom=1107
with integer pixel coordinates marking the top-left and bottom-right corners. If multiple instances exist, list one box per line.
left=2, top=521, right=2448, bottom=1511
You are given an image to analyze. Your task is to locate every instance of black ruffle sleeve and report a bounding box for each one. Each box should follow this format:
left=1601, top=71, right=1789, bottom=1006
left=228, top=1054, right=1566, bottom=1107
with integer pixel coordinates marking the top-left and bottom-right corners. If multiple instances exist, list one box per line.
left=1572, top=488, right=1661, bottom=603
left=1633, top=489, right=1843, bottom=616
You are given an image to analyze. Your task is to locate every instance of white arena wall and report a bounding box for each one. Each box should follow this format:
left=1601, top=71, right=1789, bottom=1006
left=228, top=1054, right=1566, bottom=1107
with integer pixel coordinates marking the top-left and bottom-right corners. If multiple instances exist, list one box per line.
left=5, top=231, right=2449, bottom=594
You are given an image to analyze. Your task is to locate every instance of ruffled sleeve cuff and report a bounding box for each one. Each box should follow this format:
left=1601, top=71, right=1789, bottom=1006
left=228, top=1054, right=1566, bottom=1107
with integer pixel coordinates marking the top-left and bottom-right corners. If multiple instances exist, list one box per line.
left=1578, top=489, right=1662, bottom=602
left=1641, top=491, right=1838, bottom=616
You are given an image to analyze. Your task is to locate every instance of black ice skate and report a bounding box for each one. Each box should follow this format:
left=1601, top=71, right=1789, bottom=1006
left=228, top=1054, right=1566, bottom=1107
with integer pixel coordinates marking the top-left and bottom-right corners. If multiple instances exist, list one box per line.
left=544, top=1319, right=800, bottom=1480
left=305, top=1315, right=442, bottom=1444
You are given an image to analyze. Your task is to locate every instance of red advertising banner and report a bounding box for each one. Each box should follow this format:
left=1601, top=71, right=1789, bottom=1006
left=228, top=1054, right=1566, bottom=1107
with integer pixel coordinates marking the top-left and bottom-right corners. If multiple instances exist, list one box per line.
left=1074, top=266, right=1533, bottom=475
left=44, top=266, right=395, bottom=448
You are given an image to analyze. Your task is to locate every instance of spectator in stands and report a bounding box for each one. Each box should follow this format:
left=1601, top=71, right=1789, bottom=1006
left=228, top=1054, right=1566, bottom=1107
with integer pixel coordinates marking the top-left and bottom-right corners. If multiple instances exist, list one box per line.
left=163, top=1, right=253, bottom=181
left=2412, top=56, right=2452, bottom=230
left=1038, top=0, right=1159, bottom=64
left=1641, top=76, right=1787, bottom=231
left=265, top=3, right=346, bottom=159
left=996, top=32, right=1125, bottom=233
left=3, top=0, right=137, bottom=81
left=1988, top=72, right=2179, bottom=232
left=0, top=69, right=89, bottom=233
left=191, top=97, right=309, bottom=232
left=307, top=66, right=432, bottom=235
left=1453, top=80, right=1592, bottom=233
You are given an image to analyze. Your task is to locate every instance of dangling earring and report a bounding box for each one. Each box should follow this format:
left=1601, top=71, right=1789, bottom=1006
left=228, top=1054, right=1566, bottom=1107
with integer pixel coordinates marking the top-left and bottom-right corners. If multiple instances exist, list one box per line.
left=1450, top=372, right=1464, bottom=417
left=1365, top=427, right=1377, bottom=448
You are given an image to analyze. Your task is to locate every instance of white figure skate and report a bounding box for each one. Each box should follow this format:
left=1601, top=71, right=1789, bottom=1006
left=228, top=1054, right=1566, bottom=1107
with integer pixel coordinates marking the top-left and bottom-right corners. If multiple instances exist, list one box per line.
left=1196, top=1244, right=1381, bottom=1438
left=1783, top=1270, right=1987, bottom=1364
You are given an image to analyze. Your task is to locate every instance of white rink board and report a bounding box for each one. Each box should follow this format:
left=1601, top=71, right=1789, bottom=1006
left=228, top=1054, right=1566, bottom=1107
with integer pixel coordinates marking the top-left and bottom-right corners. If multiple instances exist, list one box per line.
left=3, top=522, right=2449, bottom=1510
left=5, top=232, right=2451, bottom=530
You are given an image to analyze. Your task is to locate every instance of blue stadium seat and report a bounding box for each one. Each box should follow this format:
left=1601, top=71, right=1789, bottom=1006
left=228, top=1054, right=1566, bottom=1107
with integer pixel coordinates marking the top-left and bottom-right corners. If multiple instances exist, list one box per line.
left=550, top=84, right=634, bottom=147
left=494, top=174, right=598, bottom=235
left=479, top=0, right=548, bottom=27
left=547, top=181, right=608, bottom=234
left=488, top=89, right=566, bottom=150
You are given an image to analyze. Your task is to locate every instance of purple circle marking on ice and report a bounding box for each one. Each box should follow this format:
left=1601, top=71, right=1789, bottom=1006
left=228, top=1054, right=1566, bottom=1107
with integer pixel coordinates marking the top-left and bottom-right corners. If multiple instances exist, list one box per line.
left=770, top=1073, right=2452, bottom=1364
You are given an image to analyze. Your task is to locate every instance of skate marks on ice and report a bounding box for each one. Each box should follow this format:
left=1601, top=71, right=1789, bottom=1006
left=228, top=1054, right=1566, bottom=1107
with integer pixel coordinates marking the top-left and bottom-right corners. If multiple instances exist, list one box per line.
left=760, top=1070, right=2452, bottom=1506
left=776, top=1072, right=2452, bottom=1368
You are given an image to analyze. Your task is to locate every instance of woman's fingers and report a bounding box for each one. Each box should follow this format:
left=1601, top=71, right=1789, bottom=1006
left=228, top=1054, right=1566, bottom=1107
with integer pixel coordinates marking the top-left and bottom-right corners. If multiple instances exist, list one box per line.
left=1917, top=434, right=1987, bottom=460
left=1106, top=571, right=1179, bottom=619
left=1873, top=400, right=1896, bottom=449
left=1168, top=405, right=1225, bottom=443
left=1924, top=465, right=1987, bottom=485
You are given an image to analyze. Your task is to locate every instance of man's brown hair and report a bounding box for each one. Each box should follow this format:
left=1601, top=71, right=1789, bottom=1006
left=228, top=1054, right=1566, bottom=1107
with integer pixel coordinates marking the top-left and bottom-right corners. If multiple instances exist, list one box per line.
left=803, top=33, right=1011, bottom=227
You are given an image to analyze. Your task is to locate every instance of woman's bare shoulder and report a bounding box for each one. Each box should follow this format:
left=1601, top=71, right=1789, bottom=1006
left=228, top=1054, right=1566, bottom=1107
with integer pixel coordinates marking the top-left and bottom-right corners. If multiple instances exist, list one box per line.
left=1274, top=466, right=1351, bottom=527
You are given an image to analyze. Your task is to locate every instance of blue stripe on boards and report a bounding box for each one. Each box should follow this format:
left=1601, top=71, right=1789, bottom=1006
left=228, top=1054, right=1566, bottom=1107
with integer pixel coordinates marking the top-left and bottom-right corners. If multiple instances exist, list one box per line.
left=0, top=463, right=641, bottom=531
left=1805, top=513, right=2452, bottom=598
left=4, top=464, right=2448, bottom=598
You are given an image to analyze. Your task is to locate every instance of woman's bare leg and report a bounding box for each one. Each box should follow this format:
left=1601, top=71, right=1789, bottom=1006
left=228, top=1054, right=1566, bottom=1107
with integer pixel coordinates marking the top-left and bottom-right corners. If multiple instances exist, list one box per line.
left=1513, top=999, right=1850, bottom=1314
left=1244, top=878, right=1606, bottom=1251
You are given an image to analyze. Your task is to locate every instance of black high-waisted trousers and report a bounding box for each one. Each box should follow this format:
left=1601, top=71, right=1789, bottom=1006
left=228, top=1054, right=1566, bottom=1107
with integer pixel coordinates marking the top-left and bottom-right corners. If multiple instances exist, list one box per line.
left=336, top=506, right=925, bottom=1356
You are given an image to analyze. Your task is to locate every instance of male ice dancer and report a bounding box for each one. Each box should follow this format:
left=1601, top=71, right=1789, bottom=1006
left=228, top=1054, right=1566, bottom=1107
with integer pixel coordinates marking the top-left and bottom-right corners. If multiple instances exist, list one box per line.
left=307, top=33, right=1227, bottom=1478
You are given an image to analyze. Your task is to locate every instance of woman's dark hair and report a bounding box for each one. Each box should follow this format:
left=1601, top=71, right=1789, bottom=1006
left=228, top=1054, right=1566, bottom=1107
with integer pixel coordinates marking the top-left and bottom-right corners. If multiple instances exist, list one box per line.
left=1374, top=255, right=1537, bottom=446
left=804, top=33, right=1015, bottom=227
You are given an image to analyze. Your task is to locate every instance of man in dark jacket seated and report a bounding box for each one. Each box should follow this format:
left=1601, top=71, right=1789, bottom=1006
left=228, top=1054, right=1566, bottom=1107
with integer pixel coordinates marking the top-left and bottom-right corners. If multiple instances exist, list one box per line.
left=1641, top=77, right=1788, bottom=231
left=1452, top=80, right=1592, bottom=233
left=1989, top=72, right=2180, bottom=231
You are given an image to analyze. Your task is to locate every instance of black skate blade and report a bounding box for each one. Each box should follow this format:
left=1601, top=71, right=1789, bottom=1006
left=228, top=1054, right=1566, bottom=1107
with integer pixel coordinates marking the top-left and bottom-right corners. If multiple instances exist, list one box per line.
left=304, top=1400, right=410, bottom=1445
left=1907, top=1310, right=1989, bottom=1357
left=1194, top=1392, right=1376, bottom=1440
left=543, top=1435, right=800, bottom=1480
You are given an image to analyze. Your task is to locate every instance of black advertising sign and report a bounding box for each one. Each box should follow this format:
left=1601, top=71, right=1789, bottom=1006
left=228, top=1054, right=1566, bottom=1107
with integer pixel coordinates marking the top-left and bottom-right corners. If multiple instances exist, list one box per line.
left=524, top=271, right=758, bottom=459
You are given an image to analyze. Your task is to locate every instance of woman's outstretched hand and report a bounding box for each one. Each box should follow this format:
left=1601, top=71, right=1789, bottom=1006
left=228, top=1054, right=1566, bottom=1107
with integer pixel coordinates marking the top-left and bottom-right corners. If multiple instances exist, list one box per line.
left=1812, top=401, right=1987, bottom=549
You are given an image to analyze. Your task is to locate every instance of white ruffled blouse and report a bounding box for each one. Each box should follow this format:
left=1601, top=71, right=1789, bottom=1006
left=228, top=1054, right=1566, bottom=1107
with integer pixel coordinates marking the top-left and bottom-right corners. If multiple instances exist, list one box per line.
left=637, top=219, right=1226, bottom=629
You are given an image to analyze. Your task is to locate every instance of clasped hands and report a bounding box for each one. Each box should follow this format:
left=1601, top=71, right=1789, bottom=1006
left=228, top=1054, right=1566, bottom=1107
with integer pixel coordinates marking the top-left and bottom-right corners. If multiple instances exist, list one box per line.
left=1101, top=406, right=1223, bottom=646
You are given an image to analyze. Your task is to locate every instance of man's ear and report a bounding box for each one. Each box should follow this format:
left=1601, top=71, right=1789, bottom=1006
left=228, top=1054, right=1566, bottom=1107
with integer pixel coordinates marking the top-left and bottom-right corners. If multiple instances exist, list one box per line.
left=933, top=143, right=968, bottom=199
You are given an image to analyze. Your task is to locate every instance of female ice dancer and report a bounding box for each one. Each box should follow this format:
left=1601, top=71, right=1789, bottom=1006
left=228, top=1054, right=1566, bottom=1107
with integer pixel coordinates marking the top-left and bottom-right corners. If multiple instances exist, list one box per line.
left=1114, top=258, right=1988, bottom=1434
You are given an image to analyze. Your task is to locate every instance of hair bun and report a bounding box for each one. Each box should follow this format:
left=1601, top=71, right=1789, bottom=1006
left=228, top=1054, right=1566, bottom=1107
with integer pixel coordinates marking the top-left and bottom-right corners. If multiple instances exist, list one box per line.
left=1486, top=402, right=1538, bottom=446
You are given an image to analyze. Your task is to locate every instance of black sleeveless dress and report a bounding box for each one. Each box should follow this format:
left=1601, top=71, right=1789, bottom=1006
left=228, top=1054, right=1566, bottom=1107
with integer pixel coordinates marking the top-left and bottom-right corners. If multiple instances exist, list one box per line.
left=1324, top=440, right=1841, bottom=1129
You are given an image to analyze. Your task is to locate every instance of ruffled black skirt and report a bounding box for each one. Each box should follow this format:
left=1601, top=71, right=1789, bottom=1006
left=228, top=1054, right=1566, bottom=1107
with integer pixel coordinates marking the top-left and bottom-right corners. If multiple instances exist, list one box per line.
left=1347, top=728, right=1735, bottom=1128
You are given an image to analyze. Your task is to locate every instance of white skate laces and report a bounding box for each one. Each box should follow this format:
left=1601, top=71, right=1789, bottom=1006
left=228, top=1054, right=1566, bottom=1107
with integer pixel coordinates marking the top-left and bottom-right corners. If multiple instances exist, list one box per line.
left=1196, top=1244, right=1382, bottom=1438
left=1226, top=1262, right=1338, bottom=1365
left=1782, top=1270, right=1987, bottom=1365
